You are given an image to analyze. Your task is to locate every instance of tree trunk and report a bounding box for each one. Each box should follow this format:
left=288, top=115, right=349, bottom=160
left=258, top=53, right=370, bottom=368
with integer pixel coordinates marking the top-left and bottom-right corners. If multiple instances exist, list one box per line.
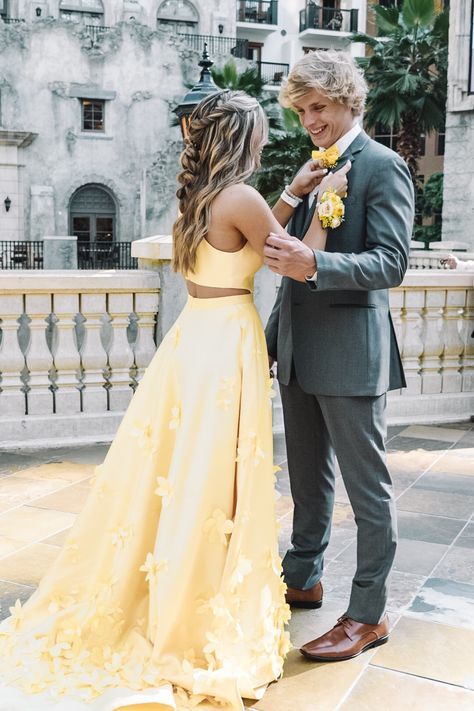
left=397, top=110, right=422, bottom=189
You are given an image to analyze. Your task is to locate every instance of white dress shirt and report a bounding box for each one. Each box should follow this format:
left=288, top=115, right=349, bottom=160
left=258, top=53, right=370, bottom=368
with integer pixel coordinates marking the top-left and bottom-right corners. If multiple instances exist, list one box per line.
left=308, top=122, right=362, bottom=208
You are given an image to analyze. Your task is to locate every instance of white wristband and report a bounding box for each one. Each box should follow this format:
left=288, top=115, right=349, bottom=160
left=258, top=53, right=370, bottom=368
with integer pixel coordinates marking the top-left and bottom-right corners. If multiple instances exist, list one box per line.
left=280, top=190, right=300, bottom=209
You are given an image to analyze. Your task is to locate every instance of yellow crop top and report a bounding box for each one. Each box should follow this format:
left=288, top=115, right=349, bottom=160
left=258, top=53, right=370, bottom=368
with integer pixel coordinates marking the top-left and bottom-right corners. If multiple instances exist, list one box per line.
left=184, top=239, right=263, bottom=293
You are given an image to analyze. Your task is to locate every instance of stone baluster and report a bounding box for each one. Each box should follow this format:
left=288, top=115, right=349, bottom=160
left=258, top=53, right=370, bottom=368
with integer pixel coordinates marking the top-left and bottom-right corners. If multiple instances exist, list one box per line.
left=80, top=293, right=108, bottom=413
left=420, top=289, right=444, bottom=394
left=24, top=293, right=54, bottom=415
left=133, top=292, right=158, bottom=381
left=0, top=295, right=26, bottom=416
left=107, top=293, right=135, bottom=411
left=460, top=286, right=474, bottom=393
left=389, top=289, right=404, bottom=396
left=400, top=288, right=424, bottom=395
left=441, top=288, right=465, bottom=393
left=52, top=293, right=81, bottom=414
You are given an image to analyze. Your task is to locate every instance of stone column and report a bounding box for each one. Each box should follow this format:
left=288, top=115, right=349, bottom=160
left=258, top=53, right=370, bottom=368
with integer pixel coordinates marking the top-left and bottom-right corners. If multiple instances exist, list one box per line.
left=43, top=236, right=78, bottom=269
left=30, top=185, right=55, bottom=241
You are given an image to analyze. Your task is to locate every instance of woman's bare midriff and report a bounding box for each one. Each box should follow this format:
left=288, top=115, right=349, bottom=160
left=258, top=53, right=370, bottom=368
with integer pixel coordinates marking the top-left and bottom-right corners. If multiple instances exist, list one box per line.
left=186, top=280, right=250, bottom=298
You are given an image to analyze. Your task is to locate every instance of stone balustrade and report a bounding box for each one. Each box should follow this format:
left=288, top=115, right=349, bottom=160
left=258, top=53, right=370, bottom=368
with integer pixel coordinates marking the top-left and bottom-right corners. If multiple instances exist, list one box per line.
left=0, top=269, right=158, bottom=445
left=0, top=237, right=473, bottom=447
left=409, top=250, right=474, bottom=270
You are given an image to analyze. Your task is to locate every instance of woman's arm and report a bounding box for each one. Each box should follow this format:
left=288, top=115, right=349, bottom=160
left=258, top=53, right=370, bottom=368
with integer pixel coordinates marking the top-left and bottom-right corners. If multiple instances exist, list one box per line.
left=272, top=161, right=328, bottom=228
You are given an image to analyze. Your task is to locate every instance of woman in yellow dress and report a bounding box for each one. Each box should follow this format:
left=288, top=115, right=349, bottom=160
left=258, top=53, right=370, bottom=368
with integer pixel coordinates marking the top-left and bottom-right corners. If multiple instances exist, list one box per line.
left=0, top=91, right=346, bottom=711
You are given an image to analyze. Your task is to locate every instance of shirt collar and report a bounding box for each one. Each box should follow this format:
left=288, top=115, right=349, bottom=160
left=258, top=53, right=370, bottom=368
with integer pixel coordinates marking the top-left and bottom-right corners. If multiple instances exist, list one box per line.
left=319, top=123, right=361, bottom=156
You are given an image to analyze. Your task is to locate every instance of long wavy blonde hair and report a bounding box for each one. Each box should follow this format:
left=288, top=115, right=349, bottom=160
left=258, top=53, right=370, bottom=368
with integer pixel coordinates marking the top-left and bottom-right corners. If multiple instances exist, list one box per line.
left=172, top=90, right=268, bottom=275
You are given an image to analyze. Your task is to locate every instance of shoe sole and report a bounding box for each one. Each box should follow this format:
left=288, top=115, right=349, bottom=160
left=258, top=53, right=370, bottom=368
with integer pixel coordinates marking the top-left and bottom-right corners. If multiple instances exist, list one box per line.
left=300, top=634, right=389, bottom=662
left=287, top=599, right=323, bottom=610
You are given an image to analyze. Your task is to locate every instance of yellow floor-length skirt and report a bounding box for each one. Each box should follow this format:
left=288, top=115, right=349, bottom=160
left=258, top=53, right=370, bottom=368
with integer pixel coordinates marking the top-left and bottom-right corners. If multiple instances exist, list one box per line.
left=0, top=294, right=290, bottom=711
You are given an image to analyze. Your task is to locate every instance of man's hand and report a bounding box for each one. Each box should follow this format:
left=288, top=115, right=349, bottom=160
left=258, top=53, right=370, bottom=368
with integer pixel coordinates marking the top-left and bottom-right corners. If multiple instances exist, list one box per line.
left=264, top=233, right=316, bottom=282
left=289, top=161, right=328, bottom=197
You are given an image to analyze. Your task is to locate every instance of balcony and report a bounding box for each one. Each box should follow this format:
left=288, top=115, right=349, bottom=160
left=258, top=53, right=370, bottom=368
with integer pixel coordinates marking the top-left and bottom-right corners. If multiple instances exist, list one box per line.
left=255, top=60, right=289, bottom=86
left=0, top=240, right=137, bottom=270
left=177, top=33, right=248, bottom=58
left=236, top=0, right=278, bottom=35
left=299, top=3, right=358, bottom=38
left=84, top=24, right=112, bottom=43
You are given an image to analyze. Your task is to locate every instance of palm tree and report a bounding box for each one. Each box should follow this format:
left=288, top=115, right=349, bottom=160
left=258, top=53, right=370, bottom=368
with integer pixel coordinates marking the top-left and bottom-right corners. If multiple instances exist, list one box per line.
left=352, top=0, right=448, bottom=186
left=211, top=60, right=266, bottom=98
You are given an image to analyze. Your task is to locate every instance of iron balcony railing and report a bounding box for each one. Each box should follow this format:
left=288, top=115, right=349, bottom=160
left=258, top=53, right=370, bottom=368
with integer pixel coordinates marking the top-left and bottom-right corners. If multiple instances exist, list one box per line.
left=0, top=241, right=43, bottom=269
left=77, top=241, right=137, bottom=270
left=255, top=60, right=289, bottom=85
left=237, top=0, right=278, bottom=25
left=299, top=4, right=358, bottom=33
left=178, top=33, right=248, bottom=58
left=0, top=17, right=24, bottom=24
left=84, top=24, right=112, bottom=42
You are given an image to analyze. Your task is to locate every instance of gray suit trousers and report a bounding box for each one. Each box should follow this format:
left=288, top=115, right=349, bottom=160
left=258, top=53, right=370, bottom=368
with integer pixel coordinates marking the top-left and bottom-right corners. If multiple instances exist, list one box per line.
left=280, top=374, right=397, bottom=625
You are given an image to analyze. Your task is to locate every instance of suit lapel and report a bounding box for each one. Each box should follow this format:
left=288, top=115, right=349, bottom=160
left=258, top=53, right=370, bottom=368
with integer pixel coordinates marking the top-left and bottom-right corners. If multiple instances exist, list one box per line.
left=301, top=131, right=370, bottom=236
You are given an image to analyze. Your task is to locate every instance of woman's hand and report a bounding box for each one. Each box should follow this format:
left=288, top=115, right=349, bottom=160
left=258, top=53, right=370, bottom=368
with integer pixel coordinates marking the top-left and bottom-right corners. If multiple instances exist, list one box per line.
left=288, top=161, right=329, bottom=198
left=318, top=161, right=351, bottom=199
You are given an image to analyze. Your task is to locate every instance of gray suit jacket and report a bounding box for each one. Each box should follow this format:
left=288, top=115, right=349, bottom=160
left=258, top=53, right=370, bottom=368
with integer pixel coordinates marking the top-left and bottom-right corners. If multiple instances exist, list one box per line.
left=265, top=131, right=414, bottom=397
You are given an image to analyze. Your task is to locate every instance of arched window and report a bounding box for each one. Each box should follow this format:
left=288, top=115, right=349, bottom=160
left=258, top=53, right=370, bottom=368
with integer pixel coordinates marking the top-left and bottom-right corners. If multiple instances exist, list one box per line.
left=157, top=0, right=198, bottom=34
left=59, top=0, right=104, bottom=26
left=70, top=184, right=116, bottom=244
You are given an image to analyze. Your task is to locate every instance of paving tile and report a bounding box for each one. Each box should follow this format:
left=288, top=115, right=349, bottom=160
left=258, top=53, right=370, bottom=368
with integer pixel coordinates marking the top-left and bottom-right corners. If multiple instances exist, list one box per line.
left=414, top=471, right=474, bottom=496
left=45, top=444, right=110, bottom=465
left=386, top=571, right=426, bottom=613
left=0, top=536, right=28, bottom=560
left=341, top=665, right=474, bottom=711
left=324, top=528, right=356, bottom=562
left=392, top=538, right=449, bottom=576
left=432, top=544, right=474, bottom=585
left=248, top=648, right=368, bottom=711
left=398, top=425, right=466, bottom=443
left=407, top=578, right=474, bottom=631
left=387, top=436, right=451, bottom=452
left=288, top=599, right=350, bottom=648
left=396, top=488, right=474, bottom=520
left=386, top=449, right=442, bottom=475
left=397, top=511, right=465, bottom=545
left=428, top=451, right=474, bottom=476
left=0, top=451, right=49, bottom=475
left=0, top=580, right=35, bottom=621
left=331, top=503, right=356, bottom=530
left=0, top=474, right=73, bottom=511
left=0, top=505, right=76, bottom=543
left=455, top=522, right=474, bottom=549
left=42, top=527, right=73, bottom=547
left=372, top=616, right=474, bottom=688
left=31, top=482, right=92, bottom=515
left=12, top=461, right=94, bottom=484
left=0, top=542, right=59, bottom=586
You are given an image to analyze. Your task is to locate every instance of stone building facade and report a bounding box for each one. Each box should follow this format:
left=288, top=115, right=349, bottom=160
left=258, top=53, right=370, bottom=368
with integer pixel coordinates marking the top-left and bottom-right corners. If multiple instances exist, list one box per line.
left=442, top=0, right=474, bottom=248
left=0, top=0, right=235, bottom=247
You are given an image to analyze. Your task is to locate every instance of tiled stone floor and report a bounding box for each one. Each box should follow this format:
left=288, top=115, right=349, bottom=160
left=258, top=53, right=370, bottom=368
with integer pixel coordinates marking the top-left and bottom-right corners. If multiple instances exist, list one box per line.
left=0, top=422, right=473, bottom=709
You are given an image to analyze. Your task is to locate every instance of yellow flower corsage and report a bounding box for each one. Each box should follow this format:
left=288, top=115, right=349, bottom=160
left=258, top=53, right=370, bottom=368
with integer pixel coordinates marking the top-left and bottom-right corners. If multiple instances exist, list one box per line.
left=311, top=145, right=339, bottom=168
left=317, top=190, right=345, bottom=229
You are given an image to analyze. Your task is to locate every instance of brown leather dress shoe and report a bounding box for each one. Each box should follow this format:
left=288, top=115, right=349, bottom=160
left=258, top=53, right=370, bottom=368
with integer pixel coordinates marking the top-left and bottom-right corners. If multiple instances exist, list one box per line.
left=300, top=615, right=389, bottom=661
left=285, top=581, right=323, bottom=609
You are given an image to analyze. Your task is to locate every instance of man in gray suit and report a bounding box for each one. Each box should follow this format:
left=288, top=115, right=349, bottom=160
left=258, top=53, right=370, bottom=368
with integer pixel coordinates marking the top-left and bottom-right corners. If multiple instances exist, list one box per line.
left=264, top=50, right=414, bottom=661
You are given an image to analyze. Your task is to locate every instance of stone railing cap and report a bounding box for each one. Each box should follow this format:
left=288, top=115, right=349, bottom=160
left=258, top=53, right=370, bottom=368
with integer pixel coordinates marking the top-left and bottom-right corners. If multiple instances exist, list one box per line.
left=132, top=235, right=173, bottom=261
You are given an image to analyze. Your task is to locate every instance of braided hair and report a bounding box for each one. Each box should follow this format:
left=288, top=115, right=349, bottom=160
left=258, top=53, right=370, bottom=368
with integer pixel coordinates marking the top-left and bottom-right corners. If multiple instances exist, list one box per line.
left=172, top=90, right=268, bottom=275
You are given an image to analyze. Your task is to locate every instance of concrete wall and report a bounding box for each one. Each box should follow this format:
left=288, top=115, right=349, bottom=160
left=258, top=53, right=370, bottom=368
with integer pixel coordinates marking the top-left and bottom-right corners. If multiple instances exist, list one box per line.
left=442, top=0, right=474, bottom=249
left=0, top=0, right=235, bottom=242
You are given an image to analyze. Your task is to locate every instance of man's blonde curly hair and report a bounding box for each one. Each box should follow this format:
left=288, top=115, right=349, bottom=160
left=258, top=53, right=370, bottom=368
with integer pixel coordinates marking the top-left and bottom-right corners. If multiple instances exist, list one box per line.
left=280, top=49, right=367, bottom=117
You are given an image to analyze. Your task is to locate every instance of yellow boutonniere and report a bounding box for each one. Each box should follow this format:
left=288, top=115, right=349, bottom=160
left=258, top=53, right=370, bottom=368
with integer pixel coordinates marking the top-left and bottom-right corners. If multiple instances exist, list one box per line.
left=311, top=144, right=340, bottom=168
left=317, top=190, right=345, bottom=229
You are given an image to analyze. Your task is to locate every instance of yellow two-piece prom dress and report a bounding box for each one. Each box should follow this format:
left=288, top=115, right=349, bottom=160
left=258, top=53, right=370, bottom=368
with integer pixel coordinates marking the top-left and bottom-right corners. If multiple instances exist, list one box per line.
left=0, top=238, right=290, bottom=711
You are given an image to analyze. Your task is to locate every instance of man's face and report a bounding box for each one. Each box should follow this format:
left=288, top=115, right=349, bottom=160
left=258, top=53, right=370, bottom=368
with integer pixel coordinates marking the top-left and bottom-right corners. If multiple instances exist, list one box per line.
left=293, top=88, right=355, bottom=148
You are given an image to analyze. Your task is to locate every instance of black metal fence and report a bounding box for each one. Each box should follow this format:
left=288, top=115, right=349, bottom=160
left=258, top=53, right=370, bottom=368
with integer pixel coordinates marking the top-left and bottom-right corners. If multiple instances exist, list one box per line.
left=0, top=241, right=43, bottom=269
left=0, top=241, right=137, bottom=270
left=0, top=17, right=24, bottom=24
left=299, top=4, right=358, bottom=33
left=256, top=61, right=289, bottom=85
left=77, top=242, right=137, bottom=270
left=237, top=0, right=278, bottom=25
left=178, top=33, right=248, bottom=58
